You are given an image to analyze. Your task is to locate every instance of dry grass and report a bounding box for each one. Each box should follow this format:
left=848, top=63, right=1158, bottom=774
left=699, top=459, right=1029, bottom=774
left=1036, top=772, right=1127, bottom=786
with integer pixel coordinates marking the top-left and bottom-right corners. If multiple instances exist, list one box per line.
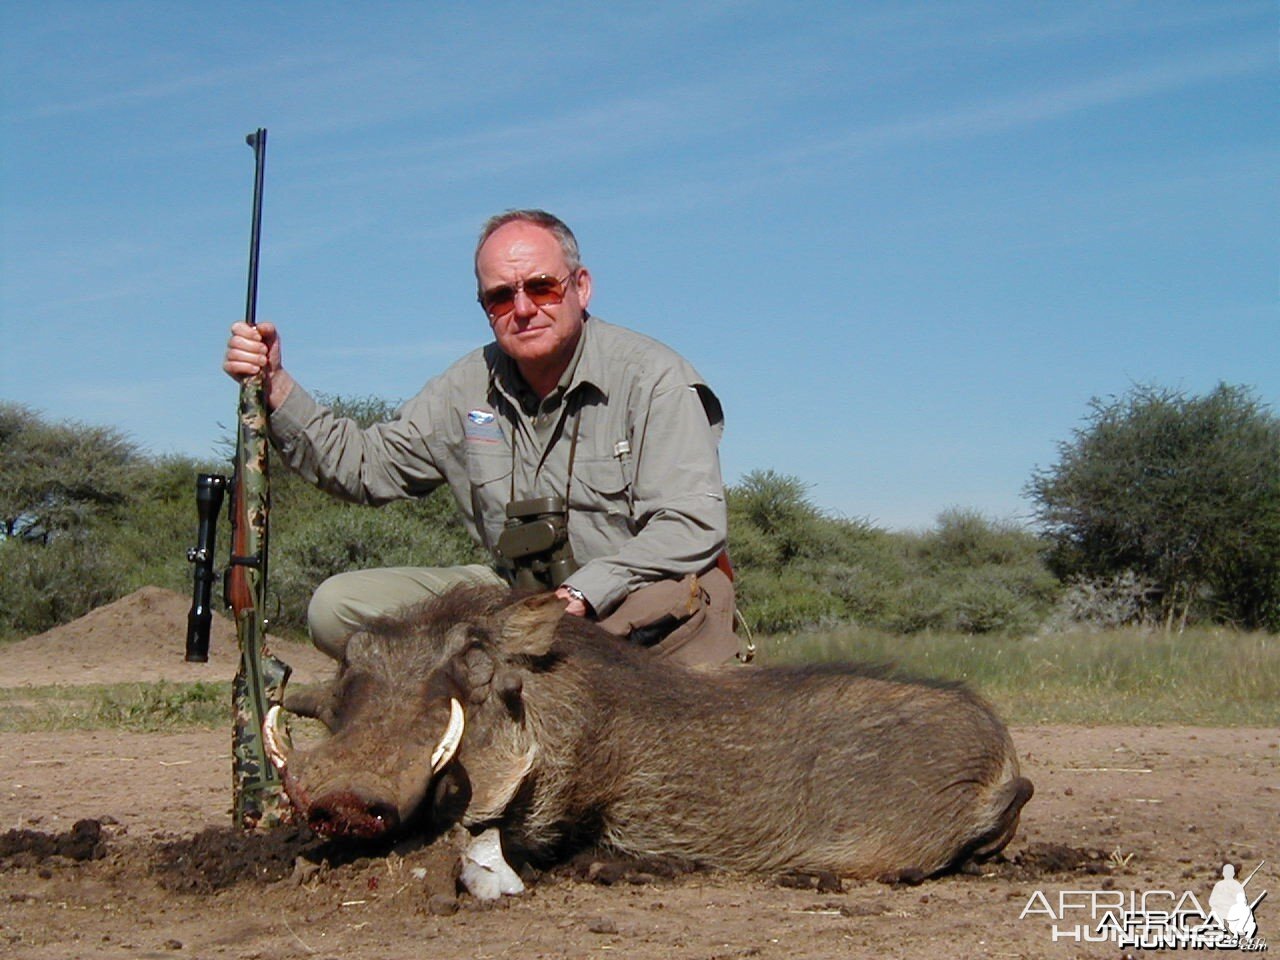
left=2, top=627, right=1275, bottom=731
left=0, top=681, right=230, bottom=732
left=757, top=625, right=1279, bottom=725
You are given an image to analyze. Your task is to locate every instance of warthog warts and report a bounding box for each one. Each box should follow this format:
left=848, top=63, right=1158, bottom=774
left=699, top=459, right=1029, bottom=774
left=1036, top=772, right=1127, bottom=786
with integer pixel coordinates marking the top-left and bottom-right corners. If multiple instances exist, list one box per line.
left=265, top=587, right=1032, bottom=894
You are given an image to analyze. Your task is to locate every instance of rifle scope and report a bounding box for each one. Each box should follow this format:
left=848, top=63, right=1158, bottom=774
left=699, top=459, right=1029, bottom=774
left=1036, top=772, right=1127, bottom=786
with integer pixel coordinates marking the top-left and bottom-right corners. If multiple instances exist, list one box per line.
left=185, top=472, right=228, bottom=662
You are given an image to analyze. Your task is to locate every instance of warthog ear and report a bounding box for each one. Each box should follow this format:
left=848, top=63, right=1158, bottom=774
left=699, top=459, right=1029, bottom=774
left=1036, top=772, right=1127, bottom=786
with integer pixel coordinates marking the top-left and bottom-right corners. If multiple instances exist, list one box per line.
left=449, top=638, right=522, bottom=716
left=455, top=644, right=496, bottom=705
left=282, top=681, right=339, bottom=731
left=495, top=593, right=565, bottom=657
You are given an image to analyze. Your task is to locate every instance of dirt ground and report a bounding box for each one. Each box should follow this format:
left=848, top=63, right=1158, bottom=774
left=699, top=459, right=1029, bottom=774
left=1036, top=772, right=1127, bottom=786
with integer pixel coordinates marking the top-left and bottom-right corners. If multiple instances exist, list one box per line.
left=0, top=589, right=1275, bottom=959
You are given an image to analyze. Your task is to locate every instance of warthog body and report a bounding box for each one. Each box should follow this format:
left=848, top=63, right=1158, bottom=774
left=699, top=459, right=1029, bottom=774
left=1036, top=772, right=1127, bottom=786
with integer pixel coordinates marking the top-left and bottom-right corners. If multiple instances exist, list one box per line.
left=270, top=587, right=1032, bottom=882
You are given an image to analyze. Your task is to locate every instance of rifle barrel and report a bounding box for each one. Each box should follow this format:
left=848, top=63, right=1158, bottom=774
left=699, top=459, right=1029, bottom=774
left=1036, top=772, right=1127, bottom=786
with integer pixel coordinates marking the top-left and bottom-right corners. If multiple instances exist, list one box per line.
left=244, top=128, right=266, bottom=328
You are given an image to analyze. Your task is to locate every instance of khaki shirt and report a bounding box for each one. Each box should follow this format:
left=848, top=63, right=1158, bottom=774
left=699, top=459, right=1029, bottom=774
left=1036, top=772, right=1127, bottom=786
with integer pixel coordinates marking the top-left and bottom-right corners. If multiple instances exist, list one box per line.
left=269, top=317, right=728, bottom=617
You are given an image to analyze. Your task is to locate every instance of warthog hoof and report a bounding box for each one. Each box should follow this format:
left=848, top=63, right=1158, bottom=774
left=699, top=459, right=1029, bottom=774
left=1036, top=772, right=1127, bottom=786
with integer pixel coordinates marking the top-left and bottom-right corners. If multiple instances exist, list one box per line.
left=459, top=827, right=525, bottom=900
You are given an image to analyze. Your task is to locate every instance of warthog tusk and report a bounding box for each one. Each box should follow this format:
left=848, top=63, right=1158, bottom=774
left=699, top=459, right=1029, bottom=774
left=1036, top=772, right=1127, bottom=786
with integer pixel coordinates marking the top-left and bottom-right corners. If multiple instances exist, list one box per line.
left=431, top=698, right=465, bottom=773
left=262, top=705, right=291, bottom=773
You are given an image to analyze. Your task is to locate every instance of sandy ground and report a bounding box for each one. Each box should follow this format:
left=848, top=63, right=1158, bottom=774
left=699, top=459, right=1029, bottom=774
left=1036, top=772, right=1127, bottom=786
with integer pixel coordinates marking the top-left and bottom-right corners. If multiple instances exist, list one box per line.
left=0, top=589, right=1276, bottom=959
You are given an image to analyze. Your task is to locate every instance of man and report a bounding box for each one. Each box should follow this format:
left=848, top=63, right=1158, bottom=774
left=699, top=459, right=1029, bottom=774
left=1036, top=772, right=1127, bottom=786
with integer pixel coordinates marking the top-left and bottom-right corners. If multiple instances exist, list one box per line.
left=223, top=209, right=736, bottom=665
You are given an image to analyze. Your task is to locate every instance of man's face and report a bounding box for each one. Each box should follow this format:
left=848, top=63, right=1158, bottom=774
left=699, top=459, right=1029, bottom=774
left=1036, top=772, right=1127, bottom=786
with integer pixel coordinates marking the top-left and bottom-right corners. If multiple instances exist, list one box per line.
left=475, top=221, right=592, bottom=377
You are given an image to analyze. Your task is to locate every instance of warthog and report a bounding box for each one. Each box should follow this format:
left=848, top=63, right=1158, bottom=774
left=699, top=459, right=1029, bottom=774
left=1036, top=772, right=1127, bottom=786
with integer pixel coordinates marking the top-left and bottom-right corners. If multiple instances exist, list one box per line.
left=265, top=586, right=1032, bottom=892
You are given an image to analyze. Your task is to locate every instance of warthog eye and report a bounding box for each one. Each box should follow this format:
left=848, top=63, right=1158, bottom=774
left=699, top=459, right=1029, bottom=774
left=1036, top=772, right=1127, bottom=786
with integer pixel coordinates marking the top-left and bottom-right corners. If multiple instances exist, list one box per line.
left=496, top=669, right=523, bottom=708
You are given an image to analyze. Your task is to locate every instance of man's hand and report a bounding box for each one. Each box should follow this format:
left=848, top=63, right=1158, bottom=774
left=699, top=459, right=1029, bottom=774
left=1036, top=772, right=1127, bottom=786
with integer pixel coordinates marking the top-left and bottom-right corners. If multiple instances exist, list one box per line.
left=224, top=321, right=294, bottom=410
left=554, top=586, right=589, bottom=617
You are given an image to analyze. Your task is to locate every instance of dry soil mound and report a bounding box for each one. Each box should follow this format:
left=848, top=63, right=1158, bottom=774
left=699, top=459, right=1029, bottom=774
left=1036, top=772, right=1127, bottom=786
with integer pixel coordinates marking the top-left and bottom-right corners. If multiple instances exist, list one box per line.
left=0, top=586, right=333, bottom=688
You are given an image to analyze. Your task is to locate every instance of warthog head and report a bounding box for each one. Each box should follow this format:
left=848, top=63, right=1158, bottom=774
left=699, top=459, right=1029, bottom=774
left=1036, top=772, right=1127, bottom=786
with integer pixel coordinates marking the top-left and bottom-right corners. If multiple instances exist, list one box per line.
left=263, top=588, right=569, bottom=840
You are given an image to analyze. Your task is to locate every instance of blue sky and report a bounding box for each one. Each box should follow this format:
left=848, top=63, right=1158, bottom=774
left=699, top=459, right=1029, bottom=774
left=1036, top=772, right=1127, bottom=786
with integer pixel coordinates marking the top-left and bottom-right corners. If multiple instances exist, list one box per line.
left=2, top=1, right=1275, bottom=530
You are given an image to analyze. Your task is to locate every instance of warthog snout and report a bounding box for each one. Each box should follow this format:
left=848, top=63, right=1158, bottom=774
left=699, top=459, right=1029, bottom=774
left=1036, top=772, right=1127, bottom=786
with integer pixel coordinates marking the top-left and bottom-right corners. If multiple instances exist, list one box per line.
left=305, top=790, right=401, bottom=839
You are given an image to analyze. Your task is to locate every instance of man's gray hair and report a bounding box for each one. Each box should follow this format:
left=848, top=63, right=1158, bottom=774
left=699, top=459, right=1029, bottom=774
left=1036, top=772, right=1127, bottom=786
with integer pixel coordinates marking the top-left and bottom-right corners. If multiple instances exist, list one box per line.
left=475, top=209, right=582, bottom=275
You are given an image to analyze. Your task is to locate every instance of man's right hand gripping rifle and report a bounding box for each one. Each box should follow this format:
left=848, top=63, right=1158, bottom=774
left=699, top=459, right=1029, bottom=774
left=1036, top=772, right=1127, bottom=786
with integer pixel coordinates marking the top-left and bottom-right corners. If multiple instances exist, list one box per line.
left=224, top=321, right=294, bottom=412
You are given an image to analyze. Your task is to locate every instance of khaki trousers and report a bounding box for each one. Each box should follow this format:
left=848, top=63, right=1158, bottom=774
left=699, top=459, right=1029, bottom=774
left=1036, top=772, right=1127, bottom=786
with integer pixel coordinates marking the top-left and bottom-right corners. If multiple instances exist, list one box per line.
left=307, top=564, right=505, bottom=658
left=308, top=564, right=740, bottom=668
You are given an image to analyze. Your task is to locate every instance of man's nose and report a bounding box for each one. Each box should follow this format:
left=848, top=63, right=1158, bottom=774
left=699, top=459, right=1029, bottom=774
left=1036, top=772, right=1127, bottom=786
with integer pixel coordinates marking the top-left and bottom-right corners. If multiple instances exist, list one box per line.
left=512, top=287, right=538, bottom=319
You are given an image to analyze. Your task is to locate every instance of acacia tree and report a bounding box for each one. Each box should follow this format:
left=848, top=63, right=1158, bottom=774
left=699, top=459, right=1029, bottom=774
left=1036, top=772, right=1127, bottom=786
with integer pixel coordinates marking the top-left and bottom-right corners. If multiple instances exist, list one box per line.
left=0, top=404, right=149, bottom=634
left=1028, top=383, right=1280, bottom=630
left=0, top=402, right=141, bottom=538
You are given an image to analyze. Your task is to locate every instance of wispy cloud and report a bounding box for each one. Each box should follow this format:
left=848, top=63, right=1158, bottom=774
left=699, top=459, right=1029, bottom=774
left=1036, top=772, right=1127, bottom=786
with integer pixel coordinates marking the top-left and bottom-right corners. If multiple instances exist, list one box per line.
left=907, top=0, right=1275, bottom=55
left=574, top=42, right=1276, bottom=217
left=521, top=43, right=1276, bottom=234
left=766, top=43, right=1274, bottom=171
left=2, top=53, right=333, bottom=124
left=288, top=69, right=786, bottom=193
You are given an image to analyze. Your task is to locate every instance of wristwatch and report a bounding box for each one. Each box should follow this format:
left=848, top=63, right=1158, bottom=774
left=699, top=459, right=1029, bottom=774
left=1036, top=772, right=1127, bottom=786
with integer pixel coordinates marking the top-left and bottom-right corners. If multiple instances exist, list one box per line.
left=563, top=586, right=587, bottom=604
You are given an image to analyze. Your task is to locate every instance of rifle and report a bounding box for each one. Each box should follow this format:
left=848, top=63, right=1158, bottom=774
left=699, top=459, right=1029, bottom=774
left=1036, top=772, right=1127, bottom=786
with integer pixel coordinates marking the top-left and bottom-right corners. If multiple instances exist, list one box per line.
left=185, top=127, right=292, bottom=830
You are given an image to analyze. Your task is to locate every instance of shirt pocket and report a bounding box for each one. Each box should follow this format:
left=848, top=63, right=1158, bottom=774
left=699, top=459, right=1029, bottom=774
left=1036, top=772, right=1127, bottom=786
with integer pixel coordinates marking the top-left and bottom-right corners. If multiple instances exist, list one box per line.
left=569, top=456, right=635, bottom=537
left=465, top=446, right=513, bottom=553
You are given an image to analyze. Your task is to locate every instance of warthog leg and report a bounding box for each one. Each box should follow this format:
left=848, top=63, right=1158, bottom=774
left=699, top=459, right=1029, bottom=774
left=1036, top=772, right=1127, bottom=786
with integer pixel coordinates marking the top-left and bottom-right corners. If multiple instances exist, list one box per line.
left=459, top=827, right=525, bottom=900
left=964, top=775, right=1035, bottom=862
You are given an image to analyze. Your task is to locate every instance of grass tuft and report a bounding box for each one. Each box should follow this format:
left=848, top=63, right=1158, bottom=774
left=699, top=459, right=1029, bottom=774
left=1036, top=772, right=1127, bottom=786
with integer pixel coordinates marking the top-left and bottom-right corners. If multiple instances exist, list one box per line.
left=0, top=681, right=230, bottom=732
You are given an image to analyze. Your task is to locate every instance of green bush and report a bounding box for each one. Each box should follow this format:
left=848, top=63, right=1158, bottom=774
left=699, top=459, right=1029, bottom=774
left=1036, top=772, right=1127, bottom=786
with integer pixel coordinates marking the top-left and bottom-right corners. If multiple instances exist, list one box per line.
left=0, top=407, right=1068, bottom=642
left=727, top=475, right=1057, bottom=636
left=0, top=535, right=124, bottom=636
left=810, top=544, right=911, bottom=626
left=920, top=508, right=1045, bottom=568
left=0, top=402, right=142, bottom=537
left=933, top=565, right=1055, bottom=635
left=270, top=493, right=482, bottom=630
left=734, top=567, right=848, bottom=633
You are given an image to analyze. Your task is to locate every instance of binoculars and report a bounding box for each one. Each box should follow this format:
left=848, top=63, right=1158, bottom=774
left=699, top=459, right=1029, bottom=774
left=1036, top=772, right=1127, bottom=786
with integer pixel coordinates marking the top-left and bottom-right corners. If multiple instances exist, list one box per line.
left=496, top=496, right=579, bottom=591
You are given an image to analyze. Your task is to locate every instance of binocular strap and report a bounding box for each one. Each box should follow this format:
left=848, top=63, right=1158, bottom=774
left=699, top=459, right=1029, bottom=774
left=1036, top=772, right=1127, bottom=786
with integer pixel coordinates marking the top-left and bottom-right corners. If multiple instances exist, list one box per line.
left=509, top=405, right=583, bottom=526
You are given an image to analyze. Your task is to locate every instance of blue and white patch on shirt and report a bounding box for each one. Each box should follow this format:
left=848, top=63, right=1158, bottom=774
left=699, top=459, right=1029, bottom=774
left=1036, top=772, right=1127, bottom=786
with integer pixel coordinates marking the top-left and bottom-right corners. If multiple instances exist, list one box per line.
left=464, top=409, right=503, bottom=444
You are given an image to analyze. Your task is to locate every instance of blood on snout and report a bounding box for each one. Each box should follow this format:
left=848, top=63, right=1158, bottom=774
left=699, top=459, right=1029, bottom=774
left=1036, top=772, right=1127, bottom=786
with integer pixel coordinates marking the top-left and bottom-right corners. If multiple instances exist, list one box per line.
left=306, top=790, right=401, bottom=839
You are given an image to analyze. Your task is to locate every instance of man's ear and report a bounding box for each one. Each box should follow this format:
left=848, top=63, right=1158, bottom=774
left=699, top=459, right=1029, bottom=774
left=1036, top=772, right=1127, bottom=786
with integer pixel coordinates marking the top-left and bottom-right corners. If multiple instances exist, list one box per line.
left=573, top=266, right=592, bottom=313
left=495, top=593, right=565, bottom=657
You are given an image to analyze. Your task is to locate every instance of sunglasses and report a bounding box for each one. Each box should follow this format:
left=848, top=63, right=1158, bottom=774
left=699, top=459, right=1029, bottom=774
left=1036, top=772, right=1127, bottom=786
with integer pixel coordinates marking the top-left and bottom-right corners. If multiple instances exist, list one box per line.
left=478, top=272, right=574, bottom=319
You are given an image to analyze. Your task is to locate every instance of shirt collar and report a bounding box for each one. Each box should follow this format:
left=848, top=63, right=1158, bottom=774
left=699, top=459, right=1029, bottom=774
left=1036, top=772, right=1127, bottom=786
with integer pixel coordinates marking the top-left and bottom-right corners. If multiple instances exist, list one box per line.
left=488, top=315, right=609, bottom=409
left=561, top=315, right=609, bottom=401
